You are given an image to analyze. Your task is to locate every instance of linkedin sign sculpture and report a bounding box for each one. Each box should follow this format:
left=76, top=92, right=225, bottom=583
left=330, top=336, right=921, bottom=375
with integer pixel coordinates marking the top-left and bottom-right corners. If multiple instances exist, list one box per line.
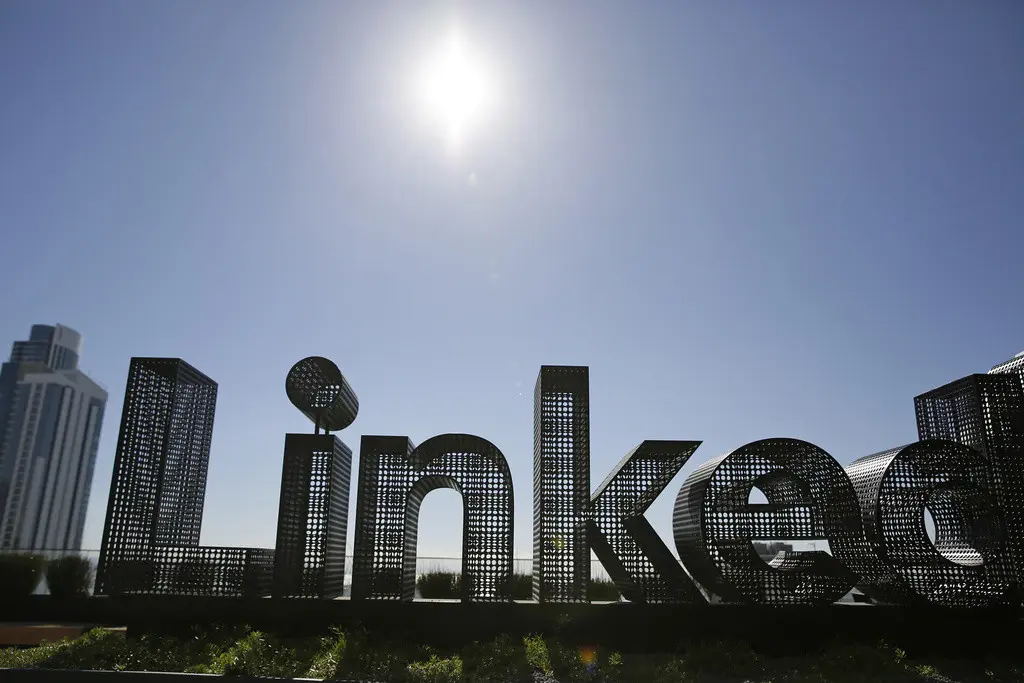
left=98, top=357, right=1024, bottom=608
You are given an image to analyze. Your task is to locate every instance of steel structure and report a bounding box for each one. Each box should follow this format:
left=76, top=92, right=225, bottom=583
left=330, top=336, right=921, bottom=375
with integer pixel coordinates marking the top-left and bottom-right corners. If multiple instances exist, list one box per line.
left=273, top=434, right=351, bottom=598
left=673, top=438, right=864, bottom=605
left=272, top=357, right=358, bottom=598
left=285, top=356, right=358, bottom=433
left=588, top=440, right=701, bottom=603
left=533, top=366, right=590, bottom=602
left=351, top=433, right=514, bottom=601
left=97, top=358, right=271, bottom=597
left=845, top=440, right=1013, bottom=607
left=915, top=374, right=1024, bottom=583
left=152, top=546, right=275, bottom=597
left=97, top=359, right=217, bottom=594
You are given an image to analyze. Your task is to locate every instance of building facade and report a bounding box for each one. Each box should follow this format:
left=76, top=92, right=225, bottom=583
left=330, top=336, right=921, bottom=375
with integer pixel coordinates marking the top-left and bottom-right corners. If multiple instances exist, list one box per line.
left=0, top=324, right=107, bottom=550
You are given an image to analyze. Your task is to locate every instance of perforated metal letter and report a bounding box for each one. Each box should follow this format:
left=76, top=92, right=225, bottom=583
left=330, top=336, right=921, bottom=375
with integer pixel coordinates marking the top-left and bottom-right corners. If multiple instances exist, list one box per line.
left=273, top=434, right=351, bottom=599
left=351, top=433, right=514, bottom=601
left=673, top=438, right=865, bottom=604
left=588, top=440, right=703, bottom=603
left=533, top=366, right=591, bottom=602
left=914, top=373, right=1024, bottom=583
left=534, top=365, right=701, bottom=603
left=846, top=439, right=1015, bottom=607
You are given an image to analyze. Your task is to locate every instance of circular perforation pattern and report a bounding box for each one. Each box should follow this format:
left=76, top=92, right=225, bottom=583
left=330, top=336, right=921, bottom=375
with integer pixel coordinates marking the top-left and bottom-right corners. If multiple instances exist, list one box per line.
left=673, top=438, right=865, bottom=605
left=845, top=439, right=1014, bottom=607
left=352, top=433, right=514, bottom=602
left=285, top=356, right=359, bottom=432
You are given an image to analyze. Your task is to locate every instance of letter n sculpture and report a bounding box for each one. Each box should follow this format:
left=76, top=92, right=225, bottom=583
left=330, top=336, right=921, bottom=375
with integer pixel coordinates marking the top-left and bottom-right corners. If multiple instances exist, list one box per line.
left=351, top=433, right=514, bottom=601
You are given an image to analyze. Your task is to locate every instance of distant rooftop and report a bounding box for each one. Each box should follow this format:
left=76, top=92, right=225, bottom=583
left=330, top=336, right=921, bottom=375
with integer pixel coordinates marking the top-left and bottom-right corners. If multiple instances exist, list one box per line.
left=989, top=349, right=1024, bottom=374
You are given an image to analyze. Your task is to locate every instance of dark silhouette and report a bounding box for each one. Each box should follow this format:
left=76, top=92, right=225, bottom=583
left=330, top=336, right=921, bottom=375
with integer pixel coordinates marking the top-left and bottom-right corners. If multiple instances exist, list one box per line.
left=588, top=440, right=703, bottom=603
left=86, top=353, right=1023, bottom=608
left=97, top=356, right=357, bottom=598
left=532, top=365, right=591, bottom=602
left=847, top=440, right=1013, bottom=607
left=674, top=438, right=865, bottom=605
left=915, top=373, right=1024, bottom=585
left=351, top=433, right=514, bottom=602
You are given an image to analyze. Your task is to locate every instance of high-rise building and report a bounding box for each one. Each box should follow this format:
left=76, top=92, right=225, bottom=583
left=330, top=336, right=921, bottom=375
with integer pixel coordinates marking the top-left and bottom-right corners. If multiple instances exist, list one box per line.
left=0, top=324, right=107, bottom=550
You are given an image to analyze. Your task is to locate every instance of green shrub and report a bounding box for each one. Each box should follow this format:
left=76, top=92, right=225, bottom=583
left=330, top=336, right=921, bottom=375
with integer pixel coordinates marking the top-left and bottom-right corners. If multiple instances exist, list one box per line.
left=780, top=642, right=914, bottom=682
left=308, top=626, right=412, bottom=681
left=523, top=633, right=551, bottom=673
left=46, top=555, right=93, bottom=598
left=545, top=639, right=588, bottom=682
left=193, top=630, right=315, bottom=678
left=587, top=578, right=620, bottom=602
left=679, top=640, right=763, bottom=679
left=651, top=658, right=689, bottom=683
left=417, top=570, right=462, bottom=598
left=306, top=626, right=348, bottom=679
left=28, top=628, right=130, bottom=671
left=0, top=636, right=64, bottom=669
left=408, top=653, right=464, bottom=682
left=0, top=627, right=237, bottom=673
left=463, top=634, right=532, bottom=682
left=3, top=625, right=1019, bottom=682
left=498, top=572, right=533, bottom=600
left=604, top=651, right=624, bottom=682
left=0, top=553, right=44, bottom=598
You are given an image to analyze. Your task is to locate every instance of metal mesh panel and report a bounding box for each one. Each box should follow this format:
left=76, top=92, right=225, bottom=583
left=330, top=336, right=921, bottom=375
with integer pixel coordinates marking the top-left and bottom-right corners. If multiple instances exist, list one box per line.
left=273, top=434, right=351, bottom=599
left=149, top=546, right=275, bottom=597
left=96, top=358, right=217, bottom=595
left=673, top=438, right=864, bottom=605
left=587, top=440, right=701, bottom=603
left=533, top=366, right=590, bottom=603
left=915, top=374, right=1024, bottom=582
left=285, top=357, right=358, bottom=433
left=845, top=440, right=1013, bottom=607
left=156, top=377, right=215, bottom=546
left=97, top=358, right=272, bottom=598
left=990, top=351, right=1024, bottom=376
left=351, top=433, right=513, bottom=602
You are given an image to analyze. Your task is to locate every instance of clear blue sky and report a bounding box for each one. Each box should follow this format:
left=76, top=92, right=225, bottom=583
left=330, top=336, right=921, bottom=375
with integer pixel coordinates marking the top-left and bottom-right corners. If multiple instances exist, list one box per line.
left=2, top=1, right=1022, bottom=559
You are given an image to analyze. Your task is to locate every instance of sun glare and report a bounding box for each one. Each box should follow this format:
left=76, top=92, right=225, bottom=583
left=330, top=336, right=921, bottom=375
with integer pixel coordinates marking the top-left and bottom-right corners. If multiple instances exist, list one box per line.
left=419, top=30, right=494, bottom=150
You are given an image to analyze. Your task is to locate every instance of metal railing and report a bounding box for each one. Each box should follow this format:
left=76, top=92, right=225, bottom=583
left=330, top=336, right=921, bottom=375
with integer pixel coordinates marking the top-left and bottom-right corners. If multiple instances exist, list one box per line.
left=2, top=549, right=613, bottom=596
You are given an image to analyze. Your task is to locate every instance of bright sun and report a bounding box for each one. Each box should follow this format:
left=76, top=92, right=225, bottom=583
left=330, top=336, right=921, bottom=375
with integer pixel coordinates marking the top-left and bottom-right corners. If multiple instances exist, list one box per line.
left=419, top=30, right=493, bottom=150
